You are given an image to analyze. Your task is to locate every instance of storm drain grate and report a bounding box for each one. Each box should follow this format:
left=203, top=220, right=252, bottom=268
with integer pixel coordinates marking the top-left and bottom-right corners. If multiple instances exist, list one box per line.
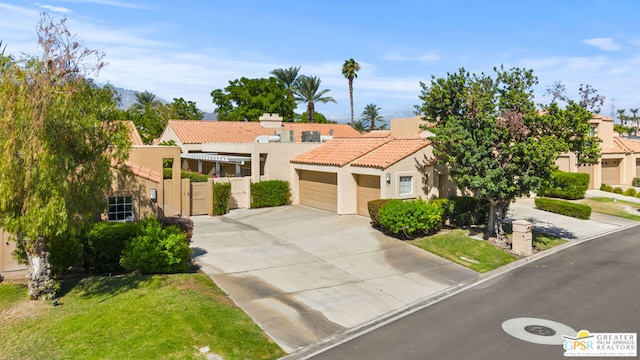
left=525, top=325, right=556, bottom=336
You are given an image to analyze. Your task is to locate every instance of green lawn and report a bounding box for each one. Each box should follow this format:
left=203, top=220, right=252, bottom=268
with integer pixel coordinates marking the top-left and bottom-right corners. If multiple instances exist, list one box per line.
left=0, top=274, right=285, bottom=360
left=532, top=230, right=568, bottom=251
left=410, top=230, right=517, bottom=273
left=578, top=197, right=640, bottom=221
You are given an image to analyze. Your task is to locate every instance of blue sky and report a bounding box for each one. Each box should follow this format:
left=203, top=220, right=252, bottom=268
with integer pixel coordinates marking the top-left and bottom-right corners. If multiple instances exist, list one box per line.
left=2, top=0, right=639, bottom=124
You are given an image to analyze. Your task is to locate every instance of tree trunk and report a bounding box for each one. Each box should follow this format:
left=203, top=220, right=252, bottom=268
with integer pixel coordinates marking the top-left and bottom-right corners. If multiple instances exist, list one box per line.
left=307, top=101, right=315, bottom=124
left=349, top=79, right=354, bottom=127
left=485, top=198, right=508, bottom=243
left=25, top=235, right=55, bottom=300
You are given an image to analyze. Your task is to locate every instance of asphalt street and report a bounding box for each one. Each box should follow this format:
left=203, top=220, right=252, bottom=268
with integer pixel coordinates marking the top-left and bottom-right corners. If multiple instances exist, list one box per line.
left=307, top=224, right=640, bottom=360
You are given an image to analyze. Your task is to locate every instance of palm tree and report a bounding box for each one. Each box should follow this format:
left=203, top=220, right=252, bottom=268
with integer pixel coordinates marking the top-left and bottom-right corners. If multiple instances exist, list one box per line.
left=271, top=66, right=301, bottom=121
left=342, top=59, right=360, bottom=126
left=630, top=108, right=639, bottom=135
left=617, top=108, right=626, bottom=126
left=293, top=76, right=336, bottom=124
left=129, top=90, right=162, bottom=113
left=360, top=103, right=383, bottom=131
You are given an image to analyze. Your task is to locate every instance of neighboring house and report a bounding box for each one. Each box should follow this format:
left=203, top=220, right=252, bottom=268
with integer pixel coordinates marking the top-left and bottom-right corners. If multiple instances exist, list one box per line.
left=556, top=114, right=640, bottom=189
left=157, top=114, right=362, bottom=183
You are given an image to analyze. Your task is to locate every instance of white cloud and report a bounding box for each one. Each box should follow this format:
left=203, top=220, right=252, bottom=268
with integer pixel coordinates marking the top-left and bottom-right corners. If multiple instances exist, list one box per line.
left=61, top=0, right=148, bottom=10
left=583, top=37, right=621, bottom=51
left=382, top=51, right=441, bottom=62
left=38, top=4, right=73, bottom=13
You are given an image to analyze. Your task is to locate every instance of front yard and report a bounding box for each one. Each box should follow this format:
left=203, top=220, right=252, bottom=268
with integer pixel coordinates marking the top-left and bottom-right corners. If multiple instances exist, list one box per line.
left=0, top=273, right=285, bottom=360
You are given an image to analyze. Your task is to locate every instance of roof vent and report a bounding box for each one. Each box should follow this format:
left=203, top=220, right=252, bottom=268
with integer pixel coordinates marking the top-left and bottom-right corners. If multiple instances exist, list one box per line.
left=301, top=131, right=321, bottom=142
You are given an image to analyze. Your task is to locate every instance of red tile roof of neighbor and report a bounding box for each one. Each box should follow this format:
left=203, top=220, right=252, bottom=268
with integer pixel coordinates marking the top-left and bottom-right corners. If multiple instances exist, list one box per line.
left=602, top=137, right=640, bottom=154
left=165, top=120, right=362, bottom=144
left=291, top=137, right=432, bottom=169
left=122, top=121, right=144, bottom=145
left=111, top=159, right=162, bottom=183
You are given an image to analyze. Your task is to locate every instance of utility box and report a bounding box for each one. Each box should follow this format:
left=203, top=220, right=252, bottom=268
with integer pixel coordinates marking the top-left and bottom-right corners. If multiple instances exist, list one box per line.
left=512, top=219, right=533, bottom=256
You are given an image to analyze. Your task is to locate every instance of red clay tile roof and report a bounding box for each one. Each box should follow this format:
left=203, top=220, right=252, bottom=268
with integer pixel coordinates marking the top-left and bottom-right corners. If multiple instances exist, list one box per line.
left=111, top=159, right=162, bottom=183
left=291, top=138, right=390, bottom=167
left=591, top=114, right=614, bottom=122
left=360, top=130, right=392, bottom=138
left=165, top=120, right=361, bottom=144
left=122, top=121, right=144, bottom=146
left=603, top=137, right=640, bottom=154
left=351, top=138, right=431, bottom=169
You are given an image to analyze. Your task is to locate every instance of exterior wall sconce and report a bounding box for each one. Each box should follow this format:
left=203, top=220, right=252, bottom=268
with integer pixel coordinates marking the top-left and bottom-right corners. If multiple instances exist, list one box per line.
left=150, top=188, right=157, bottom=202
left=386, top=173, right=391, bottom=184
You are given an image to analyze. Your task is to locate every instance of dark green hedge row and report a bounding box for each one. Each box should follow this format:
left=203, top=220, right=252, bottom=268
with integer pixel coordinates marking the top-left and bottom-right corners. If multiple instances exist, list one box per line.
left=538, top=171, right=590, bottom=200
left=445, top=196, right=490, bottom=226
left=213, top=182, right=231, bottom=215
left=376, top=199, right=445, bottom=238
left=534, top=197, right=591, bottom=220
left=181, top=170, right=210, bottom=182
left=251, top=180, right=291, bottom=208
left=633, top=178, right=640, bottom=187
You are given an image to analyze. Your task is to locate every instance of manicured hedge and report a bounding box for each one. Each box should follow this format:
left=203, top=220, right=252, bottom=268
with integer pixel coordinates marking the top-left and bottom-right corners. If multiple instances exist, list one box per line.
left=538, top=171, right=590, bottom=200
left=378, top=198, right=444, bottom=238
left=213, top=182, right=231, bottom=215
left=447, top=196, right=490, bottom=226
left=534, top=197, right=591, bottom=220
left=251, top=180, right=291, bottom=208
left=84, top=222, right=140, bottom=274
left=633, top=177, right=640, bottom=187
left=367, top=199, right=391, bottom=226
left=181, top=170, right=210, bottom=182
left=623, top=188, right=637, bottom=197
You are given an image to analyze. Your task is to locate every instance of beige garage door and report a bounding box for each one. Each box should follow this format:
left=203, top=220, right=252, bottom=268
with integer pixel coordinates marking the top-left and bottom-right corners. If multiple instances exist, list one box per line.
left=299, top=170, right=337, bottom=212
left=357, top=175, right=381, bottom=216
left=602, top=159, right=621, bottom=185
left=636, top=158, right=640, bottom=178
left=578, top=164, right=595, bottom=189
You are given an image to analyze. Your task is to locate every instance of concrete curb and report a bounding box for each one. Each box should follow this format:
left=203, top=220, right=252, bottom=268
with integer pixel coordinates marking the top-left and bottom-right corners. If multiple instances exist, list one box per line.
left=282, top=221, right=640, bottom=359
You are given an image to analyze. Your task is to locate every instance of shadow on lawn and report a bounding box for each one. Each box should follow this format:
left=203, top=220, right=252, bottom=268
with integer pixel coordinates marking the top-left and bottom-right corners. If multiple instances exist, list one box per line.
left=503, top=217, right=577, bottom=239
left=56, top=274, right=160, bottom=302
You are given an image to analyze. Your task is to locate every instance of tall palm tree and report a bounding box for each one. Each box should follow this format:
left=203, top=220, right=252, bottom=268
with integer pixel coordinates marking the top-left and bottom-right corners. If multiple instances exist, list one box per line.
left=129, top=90, right=162, bottom=113
left=293, top=75, right=336, bottom=124
left=360, top=103, right=383, bottom=131
left=271, top=66, right=301, bottom=121
left=617, top=108, right=626, bottom=126
left=630, top=108, right=639, bottom=135
left=342, top=58, right=360, bottom=126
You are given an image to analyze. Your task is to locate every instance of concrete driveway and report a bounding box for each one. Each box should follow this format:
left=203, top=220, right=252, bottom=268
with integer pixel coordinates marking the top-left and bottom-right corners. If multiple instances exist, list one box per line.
left=190, top=205, right=478, bottom=353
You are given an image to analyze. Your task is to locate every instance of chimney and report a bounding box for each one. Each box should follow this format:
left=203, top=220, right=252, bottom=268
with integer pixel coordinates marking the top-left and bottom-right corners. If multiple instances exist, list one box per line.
left=259, top=113, right=283, bottom=128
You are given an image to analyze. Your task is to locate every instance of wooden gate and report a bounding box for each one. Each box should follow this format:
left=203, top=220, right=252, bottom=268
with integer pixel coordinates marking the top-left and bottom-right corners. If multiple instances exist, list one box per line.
left=190, top=182, right=209, bottom=215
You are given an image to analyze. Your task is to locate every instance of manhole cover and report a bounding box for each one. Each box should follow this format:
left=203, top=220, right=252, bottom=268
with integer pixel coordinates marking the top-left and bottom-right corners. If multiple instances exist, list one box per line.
left=525, top=325, right=556, bottom=336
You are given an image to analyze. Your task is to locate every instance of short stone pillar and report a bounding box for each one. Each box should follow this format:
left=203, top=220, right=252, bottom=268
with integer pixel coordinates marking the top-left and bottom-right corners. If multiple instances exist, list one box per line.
left=512, top=219, right=533, bottom=256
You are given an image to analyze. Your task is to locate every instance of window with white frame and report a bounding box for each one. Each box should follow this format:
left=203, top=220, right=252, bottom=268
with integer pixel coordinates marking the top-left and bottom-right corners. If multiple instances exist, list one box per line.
left=399, top=176, right=413, bottom=195
left=108, top=195, right=133, bottom=221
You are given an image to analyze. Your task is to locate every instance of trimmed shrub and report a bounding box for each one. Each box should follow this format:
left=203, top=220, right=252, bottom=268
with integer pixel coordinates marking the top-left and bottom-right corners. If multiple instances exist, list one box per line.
left=612, top=187, right=624, bottom=194
left=159, top=216, right=194, bottom=244
left=251, top=180, right=291, bottom=208
left=368, top=199, right=391, bottom=226
left=429, top=198, right=452, bottom=226
left=623, top=188, right=637, bottom=197
left=84, top=222, right=140, bottom=274
left=120, top=217, right=191, bottom=274
left=163, top=168, right=172, bottom=179
left=534, top=197, right=592, bottom=220
left=48, top=231, right=83, bottom=275
left=600, top=183, right=613, bottom=192
left=181, top=170, right=210, bottom=182
left=378, top=199, right=444, bottom=238
left=538, top=171, right=589, bottom=200
left=633, top=177, right=640, bottom=187
left=446, top=196, right=491, bottom=226
left=213, top=182, right=232, bottom=215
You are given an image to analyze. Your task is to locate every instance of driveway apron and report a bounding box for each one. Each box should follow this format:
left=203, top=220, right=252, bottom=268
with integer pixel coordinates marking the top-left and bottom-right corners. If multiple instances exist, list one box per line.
left=190, top=206, right=478, bottom=353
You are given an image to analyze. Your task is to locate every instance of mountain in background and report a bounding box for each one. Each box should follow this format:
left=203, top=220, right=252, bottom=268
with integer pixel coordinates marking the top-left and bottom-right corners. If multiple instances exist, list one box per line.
left=106, top=85, right=217, bottom=120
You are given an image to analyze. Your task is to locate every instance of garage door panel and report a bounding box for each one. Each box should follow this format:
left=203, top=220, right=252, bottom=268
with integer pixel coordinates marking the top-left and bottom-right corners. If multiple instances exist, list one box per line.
left=602, top=159, right=621, bottom=185
left=357, top=175, right=380, bottom=216
left=300, top=171, right=337, bottom=212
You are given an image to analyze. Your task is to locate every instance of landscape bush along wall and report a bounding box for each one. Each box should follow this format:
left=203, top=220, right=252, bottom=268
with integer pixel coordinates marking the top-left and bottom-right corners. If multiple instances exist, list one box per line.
left=538, top=171, right=590, bottom=200
left=120, top=217, right=191, bottom=274
left=213, top=182, right=232, bottom=215
left=534, top=197, right=592, bottom=220
left=85, top=222, right=140, bottom=274
left=633, top=177, right=640, bottom=187
left=367, top=199, right=391, bottom=226
left=159, top=217, right=194, bottom=243
left=446, top=196, right=490, bottom=226
left=181, top=170, right=210, bottom=182
left=377, top=199, right=444, bottom=238
left=251, top=180, right=291, bottom=208
left=600, top=183, right=640, bottom=198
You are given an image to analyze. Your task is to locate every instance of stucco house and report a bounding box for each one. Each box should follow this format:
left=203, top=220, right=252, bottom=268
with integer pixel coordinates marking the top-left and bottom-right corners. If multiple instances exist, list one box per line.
left=555, top=114, right=640, bottom=189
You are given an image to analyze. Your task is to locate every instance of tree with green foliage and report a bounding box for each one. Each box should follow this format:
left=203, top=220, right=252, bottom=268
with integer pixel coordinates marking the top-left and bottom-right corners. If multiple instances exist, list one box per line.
left=271, top=66, right=300, bottom=121
left=629, top=108, right=639, bottom=135
left=293, top=75, right=336, bottom=124
left=417, top=66, right=597, bottom=241
left=162, top=97, right=204, bottom=120
left=126, top=90, right=166, bottom=144
left=342, top=58, right=360, bottom=126
left=360, top=103, right=384, bottom=131
left=210, top=77, right=296, bottom=121
left=0, top=13, right=131, bottom=299
left=294, top=111, right=335, bottom=124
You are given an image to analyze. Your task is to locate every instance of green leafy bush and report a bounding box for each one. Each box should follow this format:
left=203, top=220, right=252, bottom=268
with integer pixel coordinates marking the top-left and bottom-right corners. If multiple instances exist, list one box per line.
left=378, top=199, right=444, bottom=238
left=367, top=199, right=391, bottom=225
left=251, top=180, right=291, bottom=208
left=538, top=171, right=590, bottom=200
left=48, top=231, right=83, bottom=275
left=163, top=168, right=172, bottom=179
left=429, top=198, right=452, bottom=226
left=85, top=222, right=140, bottom=274
left=213, top=182, right=232, bottom=215
left=534, top=197, right=591, bottom=220
left=623, top=188, right=637, bottom=197
left=181, top=170, right=210, bottom=182
left=600, top=183, right=613, bottom=192
left=633, top=177, right=640, bottom=187
left=159, top=217, right=194, bottom=244
left=446, top=196, right=490, bottom=226
left=120, top=217, right=191, bottom=274
left=612, top=187, right=624, bottom=194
